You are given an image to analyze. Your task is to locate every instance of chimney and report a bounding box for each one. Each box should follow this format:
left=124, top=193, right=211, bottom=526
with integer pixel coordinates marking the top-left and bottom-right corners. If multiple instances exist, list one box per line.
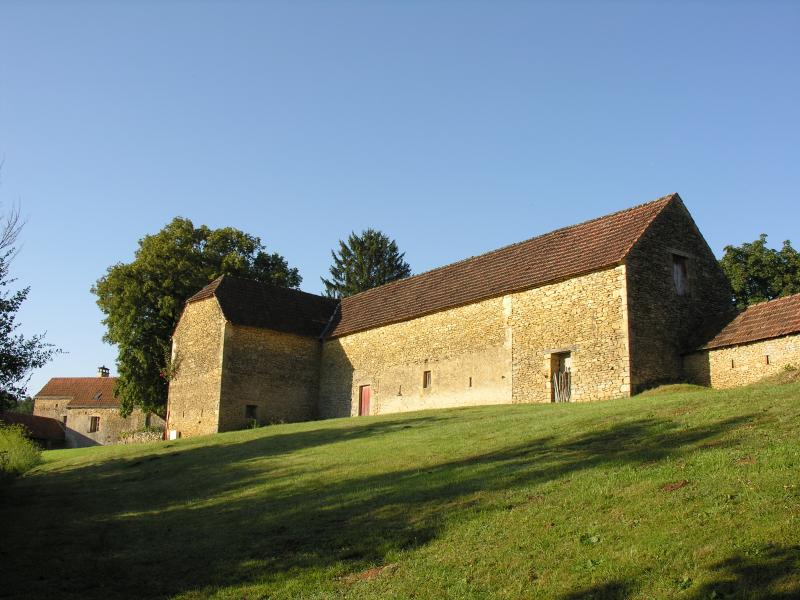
left=97, top=365, right=110, bottom=378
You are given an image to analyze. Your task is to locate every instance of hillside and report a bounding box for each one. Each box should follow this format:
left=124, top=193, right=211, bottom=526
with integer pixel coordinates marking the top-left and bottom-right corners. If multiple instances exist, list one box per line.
left=1, top=382, right=799, bottom=599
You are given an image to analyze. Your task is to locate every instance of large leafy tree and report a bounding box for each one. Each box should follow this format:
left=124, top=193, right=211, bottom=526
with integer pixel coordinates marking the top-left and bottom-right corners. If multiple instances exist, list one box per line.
left=93, top=218, right=301, bottom=416
left=0, top=207, right=59, bottom=411
left=720, top=234, right=800, bottom=309
left=322, top=228, right=411, bottom=298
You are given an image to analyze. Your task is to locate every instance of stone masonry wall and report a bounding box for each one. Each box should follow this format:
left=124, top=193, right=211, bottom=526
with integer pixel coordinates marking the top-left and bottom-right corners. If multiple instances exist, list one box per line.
left=510, top=265, right=630, bottom=403
left=32, top=398, right=69, bottom=422
left=319, top=295, right=512, bottom=418
left=684, top=334, right=800, bottom=388
left=166, top=297, right=227, bottom=437
left=319, top=265, right=631, bottom=417
left=218, top=326, right=322, bottom=431
left=65, top=407, right=150, bottom=447
left=625, top=200, right=735, bottom=393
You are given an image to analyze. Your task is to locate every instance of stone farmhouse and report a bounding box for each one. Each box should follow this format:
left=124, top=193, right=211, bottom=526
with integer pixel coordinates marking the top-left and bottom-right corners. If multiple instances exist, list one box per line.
left=33, top=367, right=163, bottom=447
left=166, top=193, right=800, bottom=438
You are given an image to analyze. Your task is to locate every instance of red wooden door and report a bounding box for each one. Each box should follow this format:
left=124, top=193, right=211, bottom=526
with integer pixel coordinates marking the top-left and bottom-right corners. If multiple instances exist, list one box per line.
left=359, top=385, right=371, bottom=416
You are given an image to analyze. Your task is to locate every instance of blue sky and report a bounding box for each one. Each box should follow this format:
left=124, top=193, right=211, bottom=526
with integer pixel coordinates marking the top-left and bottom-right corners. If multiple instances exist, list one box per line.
left=1, top=1, right=798, bottom=396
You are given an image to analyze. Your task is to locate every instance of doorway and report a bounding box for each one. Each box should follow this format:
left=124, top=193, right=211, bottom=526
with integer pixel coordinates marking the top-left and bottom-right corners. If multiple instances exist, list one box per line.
left=359, top=385, right=371, bottom=416
left=551, top=352, right=572, bottom=402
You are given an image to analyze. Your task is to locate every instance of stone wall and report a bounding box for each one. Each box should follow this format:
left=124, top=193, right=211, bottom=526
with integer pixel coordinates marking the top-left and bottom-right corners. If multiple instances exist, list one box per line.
left=684, top=334, right=800, bottom=388
left=510, top=265, right=630, bottom=403
left=319, top=295, right=512, bottom=418
left=65, top=407, right=150, bottom=447
left=319, top=265, right=631, bottom=417
left=166, top=297, right=227, bottom=437
left=32, top=397, right=69, bottom=423
left=625, top=200, right=735, bottom=393
left=218, top=326, right=322, bottom=430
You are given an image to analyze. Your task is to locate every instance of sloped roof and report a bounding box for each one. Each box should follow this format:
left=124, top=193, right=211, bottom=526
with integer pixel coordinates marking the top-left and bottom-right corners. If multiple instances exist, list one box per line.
left=327, top=194, right=678, bottom=337
left=699, top=293, right=800, bottom=350
left=187, top=276, right=338, bottom=337
left=34, top=377, right=120, bottom=409
left=0, top=412, right=65, bottom=441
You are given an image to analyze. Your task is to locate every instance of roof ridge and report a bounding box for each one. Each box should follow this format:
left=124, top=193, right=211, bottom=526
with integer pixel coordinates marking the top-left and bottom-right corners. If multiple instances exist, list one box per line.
left=188, top=274, right=334, bottom=305
left=341, top=193, right=677, bottom=305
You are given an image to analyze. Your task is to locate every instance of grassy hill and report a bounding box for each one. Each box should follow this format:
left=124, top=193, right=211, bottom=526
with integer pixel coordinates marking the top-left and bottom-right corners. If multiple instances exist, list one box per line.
left=1, top=382, right=799, bottom=599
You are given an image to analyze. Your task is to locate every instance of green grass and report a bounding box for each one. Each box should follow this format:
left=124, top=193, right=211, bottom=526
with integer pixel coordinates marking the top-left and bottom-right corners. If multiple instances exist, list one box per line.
left=2, top=383, right=799, bottom=599
left=0, top=423, right=41, bottom=480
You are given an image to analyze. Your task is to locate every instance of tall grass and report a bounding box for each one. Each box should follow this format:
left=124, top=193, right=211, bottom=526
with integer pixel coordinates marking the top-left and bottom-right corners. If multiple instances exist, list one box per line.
left=0, top=423, right=41, bottom=480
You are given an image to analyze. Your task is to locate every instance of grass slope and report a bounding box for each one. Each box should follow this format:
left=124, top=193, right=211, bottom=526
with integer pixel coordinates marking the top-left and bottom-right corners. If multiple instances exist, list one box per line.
left=1, top=383, right=799, bottom=600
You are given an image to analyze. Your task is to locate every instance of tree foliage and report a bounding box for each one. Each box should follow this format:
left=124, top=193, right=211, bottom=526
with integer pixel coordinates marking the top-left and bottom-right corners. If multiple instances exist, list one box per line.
left=93, top=218, right=301, bottom=416
left=0, top=207, right=59, bottom=411
left=720, top=234, right=800, bottom=309
left=322, top=228, right=411, bottom=298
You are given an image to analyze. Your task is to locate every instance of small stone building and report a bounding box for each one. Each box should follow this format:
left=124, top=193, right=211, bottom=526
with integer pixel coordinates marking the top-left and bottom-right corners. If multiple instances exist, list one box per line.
left=684, top=293, right=800, bottom=387
left=167, top=193, right=758, bottom=438
left=33, top=367, right=162, bottom=447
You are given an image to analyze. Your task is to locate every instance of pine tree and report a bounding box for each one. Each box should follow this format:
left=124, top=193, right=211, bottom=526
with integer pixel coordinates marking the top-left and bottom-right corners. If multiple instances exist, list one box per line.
left=322, top=229, right=411, bottom=298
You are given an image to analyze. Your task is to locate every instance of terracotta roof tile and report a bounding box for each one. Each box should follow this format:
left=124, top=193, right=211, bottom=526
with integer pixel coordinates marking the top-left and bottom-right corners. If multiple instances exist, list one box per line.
left=328, top=194, right=678, bottom=337
left=0, top=412, right=65, bottom=441
left=188, top=276, right=338, bottom=337
left=699, top=293, right=800, bottom=350
left=34, top=377, right=120, bottom=409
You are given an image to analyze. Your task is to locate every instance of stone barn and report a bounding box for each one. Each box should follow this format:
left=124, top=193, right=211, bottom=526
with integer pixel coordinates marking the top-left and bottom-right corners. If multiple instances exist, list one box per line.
left=166, top=192, right=756, bottom=438
left=33, top=367, right=163, bottom=447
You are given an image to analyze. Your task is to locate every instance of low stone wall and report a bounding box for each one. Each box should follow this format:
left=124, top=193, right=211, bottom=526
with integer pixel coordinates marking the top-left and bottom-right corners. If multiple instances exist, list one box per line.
left=119, top=430, right=164, bottom=445
left=684, top=333, right=800, bottom=388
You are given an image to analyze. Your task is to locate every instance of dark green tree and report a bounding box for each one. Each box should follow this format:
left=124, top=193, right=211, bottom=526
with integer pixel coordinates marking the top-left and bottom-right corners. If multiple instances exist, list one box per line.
left=93, top=218, right=301, bottom=416
left=720, top=234, right=800, bottom=309
left=0, top=207, right=59, bottom=411
left=322, top=228, right=411, bottom=298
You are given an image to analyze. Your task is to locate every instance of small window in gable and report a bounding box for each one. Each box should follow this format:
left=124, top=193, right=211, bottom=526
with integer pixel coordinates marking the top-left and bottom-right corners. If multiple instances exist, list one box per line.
left=672, top=254, right=689, bottom=296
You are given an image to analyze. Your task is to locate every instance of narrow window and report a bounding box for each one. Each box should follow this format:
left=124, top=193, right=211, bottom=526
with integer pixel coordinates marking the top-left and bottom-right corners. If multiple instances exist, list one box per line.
left=765, top=355, right=770, bottom=365
left=62, top=416, right=67, bottom=425
left=89, top=416, right=100, bottom=433
left=672, top=254, right=689, bottom=296
left=423, top=370, right=432, bottom=389
left=731, top=358, right=735, bottom=369
left=245, top=405, right=258, bottom=420
left=468, top=376, right=473, bottom=388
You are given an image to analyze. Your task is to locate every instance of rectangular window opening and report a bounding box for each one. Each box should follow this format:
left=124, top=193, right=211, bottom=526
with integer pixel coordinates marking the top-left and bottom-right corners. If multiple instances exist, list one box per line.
left=468, top=376, right=473, bottom=388
left=245, top=405, right=258, bottom=420
left=89, top=416, right=100, bottom=433
left=672, top=254, right=689, bottom=296
left=423, top=370, right=432, bottom=389
left=765, top=355, right=770, bottom=365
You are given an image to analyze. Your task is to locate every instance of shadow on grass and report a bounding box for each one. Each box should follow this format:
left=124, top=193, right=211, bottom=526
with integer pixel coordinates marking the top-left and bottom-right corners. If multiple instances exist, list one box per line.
left=689, top=544, right=800, bottom=600
left=0, top=410, right=762, bottom=599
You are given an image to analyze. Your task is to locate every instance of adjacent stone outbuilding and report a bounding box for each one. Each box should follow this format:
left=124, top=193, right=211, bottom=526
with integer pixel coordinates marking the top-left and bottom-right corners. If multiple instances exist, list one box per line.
left=33, top=368, right=162, bottom=447
left=684, top=293, right=800, bottom=388
left=167, top=193, right=738, bottom=438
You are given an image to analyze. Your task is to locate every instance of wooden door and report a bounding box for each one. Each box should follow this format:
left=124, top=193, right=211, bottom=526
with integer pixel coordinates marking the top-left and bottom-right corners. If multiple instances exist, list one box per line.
left=359, top=385, right=371, bottom=416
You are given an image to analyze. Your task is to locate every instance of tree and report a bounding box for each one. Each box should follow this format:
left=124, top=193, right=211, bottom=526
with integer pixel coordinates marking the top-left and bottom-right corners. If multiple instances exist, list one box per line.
left=0, top=206, right=59, bottom=411
left=321, top=228, right=412, bottom=298
left=93, top=218, right=301, bottom=416
left=720, top=234, right=800, bottom=309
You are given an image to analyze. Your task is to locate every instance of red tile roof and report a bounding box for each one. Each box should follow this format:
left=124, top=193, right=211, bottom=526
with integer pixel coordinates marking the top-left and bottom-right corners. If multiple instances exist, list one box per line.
left=34, top=377, right=120, bottom=409
left=327, top=194, right=678, bottom=337
left=0, top=412, right=65, bottom=441
left=699, top=293, right=800, bottom=350
left=187, top=276, right=338, bottom=337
